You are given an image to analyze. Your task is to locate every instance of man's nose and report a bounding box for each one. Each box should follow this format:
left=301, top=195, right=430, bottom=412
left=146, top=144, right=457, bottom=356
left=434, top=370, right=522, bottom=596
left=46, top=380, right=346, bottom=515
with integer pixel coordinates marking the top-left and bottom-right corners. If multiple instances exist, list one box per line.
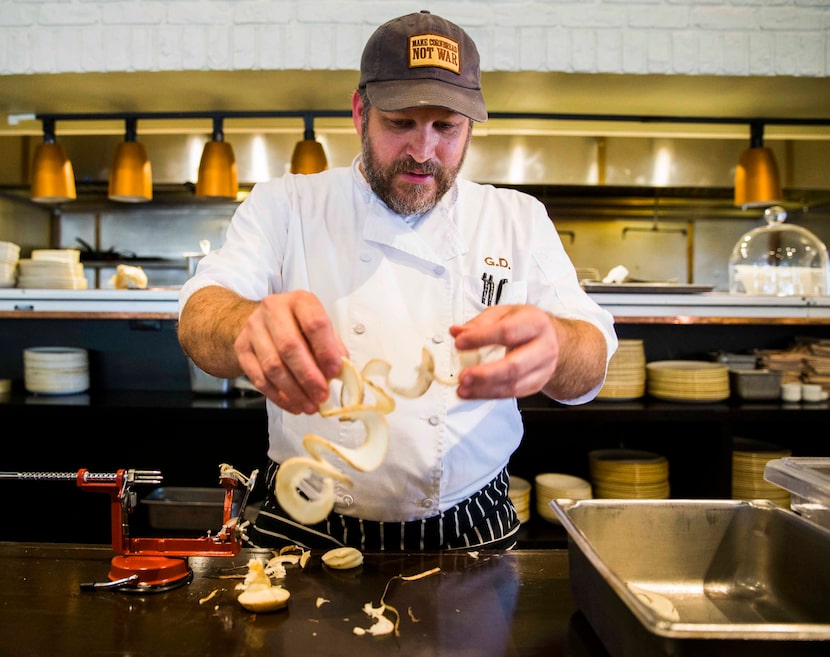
left=407, top=127, right=439, bottom=163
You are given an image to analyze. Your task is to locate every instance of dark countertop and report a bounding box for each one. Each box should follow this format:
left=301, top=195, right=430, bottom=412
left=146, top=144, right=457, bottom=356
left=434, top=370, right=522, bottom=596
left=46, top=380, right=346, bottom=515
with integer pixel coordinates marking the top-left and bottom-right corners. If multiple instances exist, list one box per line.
left=0, top=542, right=609, bottom=657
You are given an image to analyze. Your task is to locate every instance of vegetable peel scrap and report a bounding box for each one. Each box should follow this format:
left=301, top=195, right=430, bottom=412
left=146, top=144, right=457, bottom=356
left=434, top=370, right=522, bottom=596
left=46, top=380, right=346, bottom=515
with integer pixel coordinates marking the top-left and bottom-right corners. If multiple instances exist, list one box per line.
left=275, top=348, right=460, bottom=524
left=352, top=567, right=440, bottom=638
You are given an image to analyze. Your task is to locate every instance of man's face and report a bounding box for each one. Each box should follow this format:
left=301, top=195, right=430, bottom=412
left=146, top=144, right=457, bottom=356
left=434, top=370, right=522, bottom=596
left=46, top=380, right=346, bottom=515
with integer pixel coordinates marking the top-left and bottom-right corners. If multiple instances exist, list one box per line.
left=354, top=95, right=473, bottom=216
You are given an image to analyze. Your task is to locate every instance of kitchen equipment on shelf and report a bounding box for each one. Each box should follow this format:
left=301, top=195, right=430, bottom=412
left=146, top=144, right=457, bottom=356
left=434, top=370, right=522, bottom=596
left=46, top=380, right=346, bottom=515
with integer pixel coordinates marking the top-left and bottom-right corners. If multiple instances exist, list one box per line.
left=765, top=456, right=830, bottom=530
left=143, top=486, right=243, bottom=531
left=729, top=368, right=782, bottom=400
left=183, top=239, right=212, bottom=278
left=729, top=205, right=829, bottom=296
left=188, top=358, right=232, bottom=395
left=0, top=465, right=257, bottom=592
left=24, top=346, right=89, bottom=395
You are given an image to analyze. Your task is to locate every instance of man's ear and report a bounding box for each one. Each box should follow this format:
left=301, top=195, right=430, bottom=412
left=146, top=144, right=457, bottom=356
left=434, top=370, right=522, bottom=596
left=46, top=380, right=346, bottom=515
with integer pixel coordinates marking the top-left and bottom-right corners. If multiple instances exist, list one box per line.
left=351, top=90, right=365, bottom=136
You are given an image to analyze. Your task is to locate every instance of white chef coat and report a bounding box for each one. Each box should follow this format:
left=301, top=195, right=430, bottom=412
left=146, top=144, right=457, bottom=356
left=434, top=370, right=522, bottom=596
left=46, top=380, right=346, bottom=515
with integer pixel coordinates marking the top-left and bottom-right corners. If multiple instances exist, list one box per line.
left=179, top=155, right=617, bottom=522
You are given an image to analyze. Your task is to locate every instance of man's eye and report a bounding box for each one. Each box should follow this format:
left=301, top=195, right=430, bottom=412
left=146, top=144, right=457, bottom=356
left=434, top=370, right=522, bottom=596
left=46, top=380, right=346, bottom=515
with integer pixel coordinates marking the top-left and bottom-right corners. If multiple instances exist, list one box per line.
left=436, top=122, right=462, bottom=135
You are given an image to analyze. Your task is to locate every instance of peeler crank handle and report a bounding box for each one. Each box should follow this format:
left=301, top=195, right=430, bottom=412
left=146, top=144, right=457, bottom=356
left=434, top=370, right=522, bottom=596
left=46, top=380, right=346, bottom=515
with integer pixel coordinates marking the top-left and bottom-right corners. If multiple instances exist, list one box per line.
left=80, top=574, right=140, bottom=591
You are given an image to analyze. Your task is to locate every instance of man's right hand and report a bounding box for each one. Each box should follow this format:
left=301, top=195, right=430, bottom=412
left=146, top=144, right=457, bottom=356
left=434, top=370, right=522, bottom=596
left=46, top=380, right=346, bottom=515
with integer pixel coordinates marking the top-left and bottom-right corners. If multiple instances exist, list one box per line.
left=234, top=290, right=348, bottom=414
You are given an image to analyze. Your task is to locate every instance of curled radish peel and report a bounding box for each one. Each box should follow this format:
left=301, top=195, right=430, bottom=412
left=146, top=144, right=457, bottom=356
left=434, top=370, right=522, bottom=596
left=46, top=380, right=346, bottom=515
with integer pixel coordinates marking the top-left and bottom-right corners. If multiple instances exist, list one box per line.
left=275, top=349, right=458, bottom=525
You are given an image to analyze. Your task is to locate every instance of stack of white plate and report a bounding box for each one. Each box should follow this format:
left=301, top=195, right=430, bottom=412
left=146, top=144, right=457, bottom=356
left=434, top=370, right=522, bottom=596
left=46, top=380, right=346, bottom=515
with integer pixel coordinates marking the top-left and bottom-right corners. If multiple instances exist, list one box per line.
left=534, top=472, right=592, bottom=523
left=732, top=437, right=791, bottom=506
left=17, top=248, right=87, bottom=290
left=24, top=347, right=90, bottom=395
left=597, top=339, right=646, bottom=400
left=646, top=360, right=730, bottom=402
left=589, top=449, right=670, bottom=499
left=0, top=240, right=20, bottom=287
left=508, top=475, right=531, bottom=524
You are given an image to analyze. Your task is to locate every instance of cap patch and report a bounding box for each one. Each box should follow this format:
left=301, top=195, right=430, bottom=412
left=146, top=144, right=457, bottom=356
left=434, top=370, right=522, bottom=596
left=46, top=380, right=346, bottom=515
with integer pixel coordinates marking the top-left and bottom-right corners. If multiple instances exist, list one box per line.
left=408, top=33, right=460, bottom=75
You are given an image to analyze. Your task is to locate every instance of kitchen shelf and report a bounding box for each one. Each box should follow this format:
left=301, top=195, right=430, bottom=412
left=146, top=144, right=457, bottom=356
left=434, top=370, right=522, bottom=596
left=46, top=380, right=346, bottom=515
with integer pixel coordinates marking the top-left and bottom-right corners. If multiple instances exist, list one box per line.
left=2, top=289, right=830, bottom=322
left=587, top=291, right=830, bottom=321
left=0, top=288, right=180, bottom=317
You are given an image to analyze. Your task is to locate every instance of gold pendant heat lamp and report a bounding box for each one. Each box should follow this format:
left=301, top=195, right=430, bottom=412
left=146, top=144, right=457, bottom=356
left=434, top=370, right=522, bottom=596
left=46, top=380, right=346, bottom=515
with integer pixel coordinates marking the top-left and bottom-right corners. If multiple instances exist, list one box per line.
left=290, top=113, right=328, bottom=174
left=109, top=118, right=152, bottom=203
left=195, top=117, right=238, bottom=199
left=734, top=121, right=782, bottom=209
left=31, top=118, right=76, bottom=204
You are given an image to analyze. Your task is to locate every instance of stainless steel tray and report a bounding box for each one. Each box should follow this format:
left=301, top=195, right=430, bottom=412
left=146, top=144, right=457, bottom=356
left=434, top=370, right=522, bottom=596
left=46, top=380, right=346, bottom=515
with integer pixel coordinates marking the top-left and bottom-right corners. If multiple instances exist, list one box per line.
left=581, top=282, right=715, bottom=294
left=143, top=486, right=241, bottom=531
left=552, top=498, right=830, bottom=656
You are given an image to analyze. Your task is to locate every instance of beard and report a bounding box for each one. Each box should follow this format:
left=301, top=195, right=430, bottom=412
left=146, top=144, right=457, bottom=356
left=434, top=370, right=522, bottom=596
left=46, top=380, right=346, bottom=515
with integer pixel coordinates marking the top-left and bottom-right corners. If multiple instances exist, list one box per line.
left=361, top=130, right=468, bottom=216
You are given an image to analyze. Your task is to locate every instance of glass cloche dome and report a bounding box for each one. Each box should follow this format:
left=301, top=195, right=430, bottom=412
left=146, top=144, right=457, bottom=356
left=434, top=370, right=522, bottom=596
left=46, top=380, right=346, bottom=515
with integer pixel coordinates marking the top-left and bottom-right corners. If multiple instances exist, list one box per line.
left=729, top=206, right=829, bottom=296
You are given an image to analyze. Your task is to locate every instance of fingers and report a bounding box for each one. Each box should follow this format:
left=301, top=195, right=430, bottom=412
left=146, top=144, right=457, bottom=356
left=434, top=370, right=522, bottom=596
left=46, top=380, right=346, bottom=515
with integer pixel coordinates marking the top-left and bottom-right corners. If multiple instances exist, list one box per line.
left=452, top=305, right=559, bottom=400
left=235, top=291, right=347, bottom=414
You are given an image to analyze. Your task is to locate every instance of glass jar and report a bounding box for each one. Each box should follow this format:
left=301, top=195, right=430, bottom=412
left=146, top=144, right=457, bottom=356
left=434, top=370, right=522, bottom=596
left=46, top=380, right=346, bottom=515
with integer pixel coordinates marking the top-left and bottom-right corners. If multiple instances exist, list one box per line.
left=729, top=206, right=829, bottom=295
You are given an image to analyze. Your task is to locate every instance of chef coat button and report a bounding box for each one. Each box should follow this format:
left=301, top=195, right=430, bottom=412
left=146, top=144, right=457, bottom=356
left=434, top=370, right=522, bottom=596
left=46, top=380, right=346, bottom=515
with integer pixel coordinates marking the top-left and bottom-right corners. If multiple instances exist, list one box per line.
left=422, top=498, right=435, bottom=509
left=434, top=265, right=445, bottom=275
left=354, top=323, right=366, bottom=335
left=342, top=495, right=354, bottom=506
left=427, top=415, right=440, bottom=426
left=431, top=334, right=444, bottom=344
left=360, top=251, right=372, bottom=262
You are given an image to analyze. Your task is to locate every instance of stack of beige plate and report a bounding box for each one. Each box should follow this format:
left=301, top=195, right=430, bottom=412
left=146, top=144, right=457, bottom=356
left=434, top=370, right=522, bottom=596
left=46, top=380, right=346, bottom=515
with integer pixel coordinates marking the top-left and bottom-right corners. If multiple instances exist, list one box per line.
left=589, top=449, right=670, bottom=499
left=508, top=475, right=531, bottom=524
left=732, top=437, right=791, bottom=506
left=575, top=267, right=600, bottom=282
left=0, top=240, right=20, bottom=287
left=646, top=360, right=730, bottom=402
left=24, top=347, right=90, bottom=395
left=597, top=339, right=646, bottom=400
left=534, top=473, right=592, bottom=523
left=17, top=249, right=87, bottom=290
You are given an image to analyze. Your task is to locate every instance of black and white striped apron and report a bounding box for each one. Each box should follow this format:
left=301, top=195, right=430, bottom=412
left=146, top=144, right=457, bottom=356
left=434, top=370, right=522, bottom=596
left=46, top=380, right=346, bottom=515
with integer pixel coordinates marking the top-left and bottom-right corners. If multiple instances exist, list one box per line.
left=246, top=460, right=520, bottom=551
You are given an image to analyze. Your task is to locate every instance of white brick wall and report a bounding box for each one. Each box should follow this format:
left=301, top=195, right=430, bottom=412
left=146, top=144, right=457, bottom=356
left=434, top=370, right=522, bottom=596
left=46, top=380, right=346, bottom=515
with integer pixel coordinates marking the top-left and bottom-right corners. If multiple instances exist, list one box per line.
left=0, top=0, right=827, bottom=77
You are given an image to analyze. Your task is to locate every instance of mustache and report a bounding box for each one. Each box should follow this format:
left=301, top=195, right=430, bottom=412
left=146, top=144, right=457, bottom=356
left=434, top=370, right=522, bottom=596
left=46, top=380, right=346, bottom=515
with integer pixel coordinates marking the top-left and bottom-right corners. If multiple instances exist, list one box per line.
left=391, top=156, right=440, bottom=177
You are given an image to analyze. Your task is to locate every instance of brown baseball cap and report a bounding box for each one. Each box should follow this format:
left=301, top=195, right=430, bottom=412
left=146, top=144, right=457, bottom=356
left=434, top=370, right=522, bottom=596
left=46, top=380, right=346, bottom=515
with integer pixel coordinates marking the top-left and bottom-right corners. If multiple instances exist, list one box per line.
left=359, top=10, right=487, bottom=122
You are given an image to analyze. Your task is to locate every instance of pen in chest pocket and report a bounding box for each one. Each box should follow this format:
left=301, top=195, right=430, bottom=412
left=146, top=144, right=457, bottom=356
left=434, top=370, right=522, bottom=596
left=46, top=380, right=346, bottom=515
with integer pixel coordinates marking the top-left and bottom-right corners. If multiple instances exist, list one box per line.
left=481, top=273, right=493, bottom=305
left=495, top=278, right=507, bottom=304
left=481, top=274, right=509, bottom=306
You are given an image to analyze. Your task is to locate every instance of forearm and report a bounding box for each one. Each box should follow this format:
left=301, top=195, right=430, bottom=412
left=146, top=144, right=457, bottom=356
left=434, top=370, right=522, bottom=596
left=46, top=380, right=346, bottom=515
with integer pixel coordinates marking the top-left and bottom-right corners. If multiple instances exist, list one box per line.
left=178, top=285, right=258, bottom=378
left=540, top=316, right=609, bottom=401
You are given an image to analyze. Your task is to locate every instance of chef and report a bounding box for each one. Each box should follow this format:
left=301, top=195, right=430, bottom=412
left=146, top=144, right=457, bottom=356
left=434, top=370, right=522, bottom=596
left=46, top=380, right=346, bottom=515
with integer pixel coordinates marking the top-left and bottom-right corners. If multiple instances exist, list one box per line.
left=177, top=10, right=617, bottom=551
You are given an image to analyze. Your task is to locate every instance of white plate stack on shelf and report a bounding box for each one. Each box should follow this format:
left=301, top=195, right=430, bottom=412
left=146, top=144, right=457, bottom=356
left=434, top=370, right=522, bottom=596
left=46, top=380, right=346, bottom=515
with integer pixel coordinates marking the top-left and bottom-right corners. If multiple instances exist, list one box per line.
left=534, top=473, right=593, bottom=523
left=732, top=437, right=792, bottom=507
left=646, top=360, right=730, bottom=402
left=24, top=347, right=90, bottom=395
left=597, top=339, right=646, bottom=400
left=17, top=248, right=88, bottom=290
left=0, top=240, right=20, bottom=288
left=589, top=449, right=671, bottom=499
left=508, top=475, right=532, bottom=524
